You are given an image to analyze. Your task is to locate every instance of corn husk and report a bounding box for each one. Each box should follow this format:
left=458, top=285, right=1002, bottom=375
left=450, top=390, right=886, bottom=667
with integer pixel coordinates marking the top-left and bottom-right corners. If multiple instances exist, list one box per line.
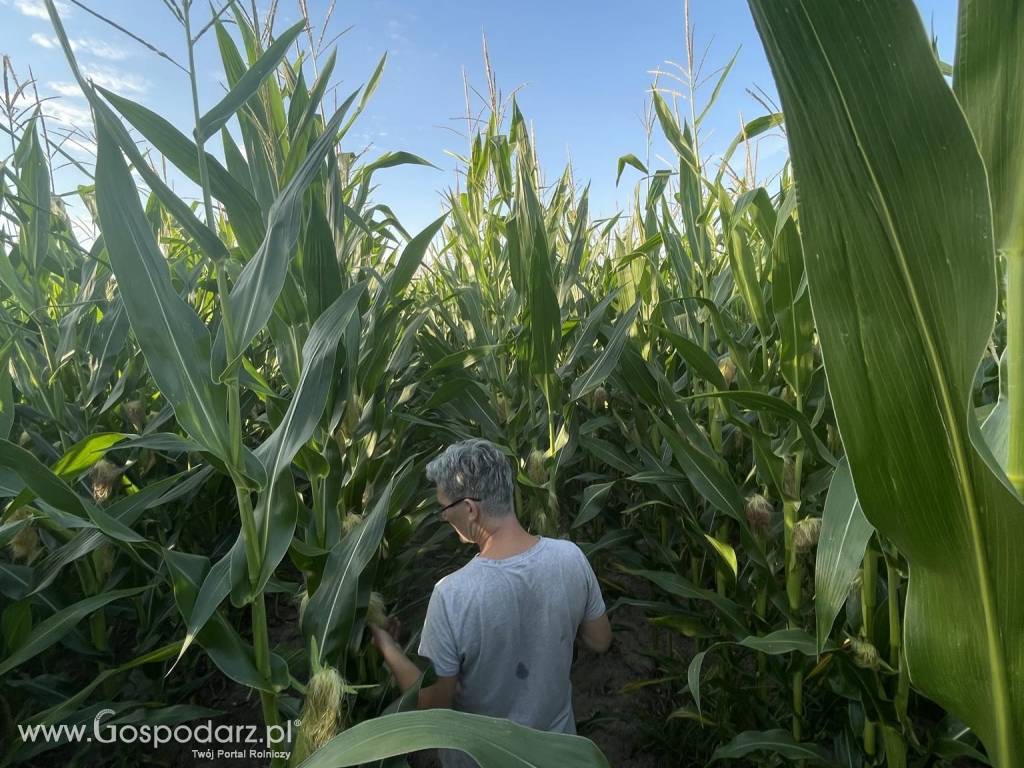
left=793, top=517, right=823, bottom=553
left=6, top=507, right=39, bottom=563
left=718, top=356, right=736, bottom=387
left=124, top=400, right=146, bottom=432
left=526, top=449, right=546, bottom=484
left=591, top=386, right=609, bottom=410
left=91, top=459, right=124, bottom=504
left=849, top=637, right=881, bottom=670
left=366, top=592, right=388, bottom=627
left=744, top=494, right=773, bottom=535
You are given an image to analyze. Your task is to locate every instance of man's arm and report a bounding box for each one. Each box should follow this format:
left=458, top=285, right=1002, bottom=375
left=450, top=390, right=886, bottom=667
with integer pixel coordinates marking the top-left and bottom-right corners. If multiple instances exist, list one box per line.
left=578, top=612, right=612, bottom=653
left=369, top=623, right=457, bottom=709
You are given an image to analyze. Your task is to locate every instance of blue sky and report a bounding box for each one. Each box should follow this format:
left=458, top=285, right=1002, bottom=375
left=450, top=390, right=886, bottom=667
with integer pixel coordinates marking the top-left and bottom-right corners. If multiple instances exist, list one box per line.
left=2, top=0, right=957, bottom=237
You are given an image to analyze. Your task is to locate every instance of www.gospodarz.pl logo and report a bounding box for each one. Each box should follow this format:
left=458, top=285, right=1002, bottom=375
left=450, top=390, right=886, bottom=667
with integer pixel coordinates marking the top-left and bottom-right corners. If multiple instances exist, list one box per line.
left=17, top=709, right=297, bottom=761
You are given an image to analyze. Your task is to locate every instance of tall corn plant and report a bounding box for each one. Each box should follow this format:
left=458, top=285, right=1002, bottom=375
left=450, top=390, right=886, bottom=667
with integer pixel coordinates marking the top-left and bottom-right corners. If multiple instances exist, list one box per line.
left=749, top=0, right=1024, bottom=764
left=0, top=3, right=613, bottom=765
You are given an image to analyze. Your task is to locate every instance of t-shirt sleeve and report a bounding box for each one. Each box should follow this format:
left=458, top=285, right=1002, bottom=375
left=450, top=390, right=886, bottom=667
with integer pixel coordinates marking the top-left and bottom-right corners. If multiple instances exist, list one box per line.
left=576, top=546, right=607, bottom=621
left=417, top=586, right=461, bottom=677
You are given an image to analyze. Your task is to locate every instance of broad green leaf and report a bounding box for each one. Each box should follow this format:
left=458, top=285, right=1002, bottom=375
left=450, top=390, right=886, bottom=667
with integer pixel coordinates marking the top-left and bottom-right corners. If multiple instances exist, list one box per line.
left=815, top=458, right=873, bottom=652
left=295, top=710, right=609, bottom=768
left=704, top=534, right=737, bottom=580
left=384, top=214, right=448, bottom=300
left=615, top=153, right=647, bottom=185
left=51, top=432, right=129, bottom=477
left=30, top=641, right=181, bottom=726
left=738, top=628, right=818, bottom=656
left=662, top=329, right=727, bottom=390
left=571, top=481, right=614, bottom=529
left=709, top=729, right=832, bottom=764
left=303, top=472, right=397, bottom=666
left=94, top=118, right=233, bottom=465
left=953, top=0, right=1024, bottom=255
left=981, top=350, right=1009, bottom=469
left=96, top=87, right=264, bottom=255
left=211, top=100, right=353, bottom=377
left=197, top=19, right=305, bottom=142
left=13, top=118, right=49, bottom=275
left=229, top=283, right=367, bottom=604
left=92, top=101, right=228, bottom=261
left=569, top=300, right=640, bottom=402
left=0, top=586, right=147, bottom=676
left=772, top=219, right=814, bottom=397
left=0, top=363, right=13, bottom=439
left=164, top=550, right=288, bottom=692
left=749, top=0, right=1024, bottom=760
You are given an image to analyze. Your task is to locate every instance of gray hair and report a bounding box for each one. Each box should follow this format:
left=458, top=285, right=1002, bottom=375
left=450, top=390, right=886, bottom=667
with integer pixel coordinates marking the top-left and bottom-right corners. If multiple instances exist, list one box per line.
left=426, top=438, right=515, bottom=517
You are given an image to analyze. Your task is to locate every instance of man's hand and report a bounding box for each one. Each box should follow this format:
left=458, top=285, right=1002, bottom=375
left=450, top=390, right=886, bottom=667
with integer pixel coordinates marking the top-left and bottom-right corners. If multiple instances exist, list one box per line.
left=368, top=617, right=402, bottom=657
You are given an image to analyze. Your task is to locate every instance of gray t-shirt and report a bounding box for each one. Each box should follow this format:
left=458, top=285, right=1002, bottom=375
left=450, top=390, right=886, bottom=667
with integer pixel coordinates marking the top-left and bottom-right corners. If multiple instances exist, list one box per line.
left=418, top=536, right=606, bottom=768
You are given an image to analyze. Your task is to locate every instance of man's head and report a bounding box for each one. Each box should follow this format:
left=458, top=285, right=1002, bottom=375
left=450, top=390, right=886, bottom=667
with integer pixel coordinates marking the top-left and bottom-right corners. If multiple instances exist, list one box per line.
left=425, top=438, right=515, bottom=543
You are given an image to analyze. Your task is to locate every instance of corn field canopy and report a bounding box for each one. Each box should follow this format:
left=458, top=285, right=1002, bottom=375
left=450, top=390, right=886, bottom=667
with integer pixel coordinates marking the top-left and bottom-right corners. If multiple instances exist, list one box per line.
left=0, top=0, right=1019, bottom=767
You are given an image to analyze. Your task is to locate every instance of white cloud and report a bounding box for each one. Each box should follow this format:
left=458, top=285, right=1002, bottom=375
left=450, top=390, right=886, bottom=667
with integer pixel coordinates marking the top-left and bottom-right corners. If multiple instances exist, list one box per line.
left=15, top=0, right=69, bottom=19
left=47, top=81, right=82, bottom=97
left=30, top=32, right=56, bottom=49
left=79, top=63, right=148, bottom=94
left=31, top=33, right=129, bottom=61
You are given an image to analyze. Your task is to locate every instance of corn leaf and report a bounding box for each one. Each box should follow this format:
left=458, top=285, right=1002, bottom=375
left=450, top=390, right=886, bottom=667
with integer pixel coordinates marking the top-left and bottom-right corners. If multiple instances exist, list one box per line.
left=294, top=710, right=609, bottom=768
left=772, top=219, right=814, bottom=397
left=303, top=470, right=398, bottom=667
left=749, top=0, right=1024, bottom=760
left=197, top=19, right=305, bottom=142
left=94, top=118, right=234, bottom=465
left=709, top=730, right=832, bottom=764
left=211, top=100, right=353, bottom=378
left=569, top=300, right=640, bottom=402
left=13, top=118, right=49, bottom=275
left=0, top=586, right=148, bottom=676
left=96, top=87, right=265, bottom=256
left=815, top=458, right=873, bottom=653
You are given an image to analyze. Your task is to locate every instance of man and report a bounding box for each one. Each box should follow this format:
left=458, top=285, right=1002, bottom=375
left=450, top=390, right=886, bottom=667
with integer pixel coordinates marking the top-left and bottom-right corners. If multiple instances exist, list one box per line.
left=369, top=438, right=612, bottom=767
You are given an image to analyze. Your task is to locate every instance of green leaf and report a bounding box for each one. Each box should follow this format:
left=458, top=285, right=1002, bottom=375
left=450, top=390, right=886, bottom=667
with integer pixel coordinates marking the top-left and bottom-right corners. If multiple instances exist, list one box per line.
left=662, top=329, right=727, bottom=390
left=164, top=550, right=288, bottom=692
left=571, top=481, right=614, bottom=529
left=953, top=0, right=1024, bottom=255
left=616, top=153, right=647, bottom=185
left=738, top=628, right=818, bottom=656
left=569, top=300, right=640, bottom=402
left=294, top=710, right=609, bottom=768
left=815, top=458, right=873, bottom=652
left=303, top=471, right=398, bottom=666
left=0, top=586, right=147, bottom=676
left=749, top=0, right=1024, bottom=759
left=704, top=534, right=737, bottom=580
left=709, top=729, right=832, bottom=764
left=94, top=118, right=233, bottom=465
left=96, top=87, right=264, bottom=256
left=13, top=118, right=50, bottom=275
left=91, top=100, right=228, bottom=262
left=0, top=363, right=13, bottom=440
left=981, top=349, right=1009, bottom=469
left=231, top=282, right=367, bottom=603
left=772, top=219, right=814, bottom=397
left=197, top=19, right=305, bottom=142
left=211, top=99, right=354, bottom=377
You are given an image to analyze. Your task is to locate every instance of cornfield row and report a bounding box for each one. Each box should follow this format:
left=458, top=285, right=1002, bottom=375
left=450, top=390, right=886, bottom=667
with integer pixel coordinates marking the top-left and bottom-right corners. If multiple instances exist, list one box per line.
left=0, top=0, right=1019, bottom=766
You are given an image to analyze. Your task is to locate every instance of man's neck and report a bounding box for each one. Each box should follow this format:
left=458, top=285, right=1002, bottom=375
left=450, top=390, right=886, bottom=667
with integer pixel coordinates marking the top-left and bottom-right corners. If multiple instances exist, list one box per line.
left=476, top=522, right=540, bottom=560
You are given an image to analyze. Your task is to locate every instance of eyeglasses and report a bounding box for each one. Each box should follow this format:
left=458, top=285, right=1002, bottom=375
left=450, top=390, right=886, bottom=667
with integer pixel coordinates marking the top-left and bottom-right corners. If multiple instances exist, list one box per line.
left=437, top=497, right=479, bottom=516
